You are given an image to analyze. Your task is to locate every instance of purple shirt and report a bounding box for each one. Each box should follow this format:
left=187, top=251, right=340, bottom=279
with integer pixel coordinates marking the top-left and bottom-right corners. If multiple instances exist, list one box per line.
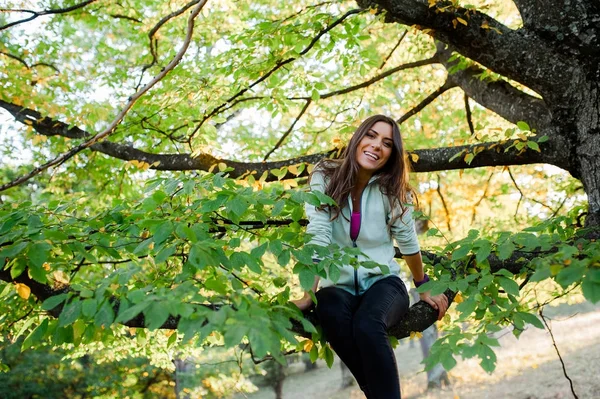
left=350, top=211, right=361, bottom=241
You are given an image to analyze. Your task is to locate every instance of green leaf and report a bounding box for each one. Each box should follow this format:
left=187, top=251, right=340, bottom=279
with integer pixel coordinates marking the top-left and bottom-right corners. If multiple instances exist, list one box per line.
left=497, top=240, right=515, bottom=260
left=59, top=300, right=82, bottom=327
left=475, top=240, right=492, bottom=264
left=324, top=344, right=334, bottom=368
left=496, top=276, right=520, bottom=297
left=582, top=269, right=600, bottom=303
left=224, top=324, right=248, bottom=347
left=155, top=245, right=177, bottom=263
left=440, top=349, right=457, bottom=371
left=452, top=244, right=471, bottom=260
left=517, top=312, right=544, bottom=329
left=516, top=121, right=530, bottom=131
left=22, top=319, right=49, bottom=350
left=556, top=264, right=586, bottom=287
left=298, top=266, right=315, bottom=291
left=94, top=301, right=115, bottom=327
left=527, top=141, right=540, bottom=151
left=81, top=298, right=98, bottom=318
left=27, top=242, right=51, bottom=268
left=0, top=241, right=28, bottom=258
left=153, top=221, right=174, bottom=244
left=115, top=301, right=151, bottom=324
left=41, top=293, right=68, bottom=311
left=144, top=301, right=170, bottom=330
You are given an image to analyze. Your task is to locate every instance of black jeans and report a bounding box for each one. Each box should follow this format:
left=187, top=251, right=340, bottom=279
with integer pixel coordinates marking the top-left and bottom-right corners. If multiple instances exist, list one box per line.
left=315, top=276, right=409, bottom=399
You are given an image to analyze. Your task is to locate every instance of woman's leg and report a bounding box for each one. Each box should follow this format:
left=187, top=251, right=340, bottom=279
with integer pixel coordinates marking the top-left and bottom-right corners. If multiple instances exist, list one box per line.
left=314, top=287, right=368, bottom=391
left=353, top=277, right=410, bottom=399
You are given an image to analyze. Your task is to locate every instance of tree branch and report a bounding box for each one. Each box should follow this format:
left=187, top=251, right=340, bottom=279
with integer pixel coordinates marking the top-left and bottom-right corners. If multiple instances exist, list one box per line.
left=397, top=78, right=457, bottom=124
left=0, top=0, right=208, bottom=193
left=1, top=99, right=571, bottom=181
left=190, top=9, right=364, bottom=137
left=0, top=0, right=98, bottom=31
left=435, top=43, right=553, bottom=132
left=263, top=99, right=311, bottom=161
left=360, top=0, right=569, bottom=95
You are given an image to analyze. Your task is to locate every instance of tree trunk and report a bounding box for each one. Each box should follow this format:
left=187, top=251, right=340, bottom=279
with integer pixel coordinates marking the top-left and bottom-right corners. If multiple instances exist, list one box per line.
left=340, top=361, right=355, bottom=389
left=173, top=357, right=193, bottom=399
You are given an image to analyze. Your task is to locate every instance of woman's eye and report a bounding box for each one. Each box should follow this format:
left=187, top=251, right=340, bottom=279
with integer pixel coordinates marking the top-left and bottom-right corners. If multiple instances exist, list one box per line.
left=366, top=133, right=375, bottom=138
left=384, top=142, right=392, bottom=148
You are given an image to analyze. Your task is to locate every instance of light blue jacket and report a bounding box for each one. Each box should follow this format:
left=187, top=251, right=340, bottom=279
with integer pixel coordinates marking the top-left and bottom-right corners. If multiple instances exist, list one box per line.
left=305, top=171, right=420, bottom=295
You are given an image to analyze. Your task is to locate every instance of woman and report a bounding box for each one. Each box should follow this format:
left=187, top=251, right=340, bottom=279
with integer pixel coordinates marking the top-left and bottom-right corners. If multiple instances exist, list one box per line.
left=292, top=115, right=448, bottom=399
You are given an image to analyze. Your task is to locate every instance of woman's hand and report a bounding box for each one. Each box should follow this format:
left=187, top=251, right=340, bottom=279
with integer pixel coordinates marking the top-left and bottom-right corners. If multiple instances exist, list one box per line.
left=291, top=294, right=314, bottom=312
left=419, top=291, right=449, bottom=320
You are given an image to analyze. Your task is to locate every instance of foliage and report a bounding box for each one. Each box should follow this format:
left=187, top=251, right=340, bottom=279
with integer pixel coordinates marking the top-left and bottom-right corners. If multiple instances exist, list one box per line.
left=1, top=1, right=599, bottom=395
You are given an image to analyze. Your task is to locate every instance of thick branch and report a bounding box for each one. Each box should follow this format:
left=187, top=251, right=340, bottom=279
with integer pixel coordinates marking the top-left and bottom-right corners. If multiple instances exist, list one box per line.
left=436, top=43, right=553, bottom=132
left=1, top=100, right=570, bottom=180
left=0, top=245, right=538, bottom=338
left=360, top=0, right=569, bottom=96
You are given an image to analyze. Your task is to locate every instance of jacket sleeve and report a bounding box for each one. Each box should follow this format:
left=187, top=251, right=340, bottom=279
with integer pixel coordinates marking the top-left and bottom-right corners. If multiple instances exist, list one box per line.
left=390, top=203, right=420, bottom=256
left=304, top=171, right=332, bottom=249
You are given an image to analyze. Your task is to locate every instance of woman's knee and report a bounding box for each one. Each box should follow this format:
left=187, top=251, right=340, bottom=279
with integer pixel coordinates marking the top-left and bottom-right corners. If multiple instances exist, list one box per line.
left=353, top=314, right=386, bottom=341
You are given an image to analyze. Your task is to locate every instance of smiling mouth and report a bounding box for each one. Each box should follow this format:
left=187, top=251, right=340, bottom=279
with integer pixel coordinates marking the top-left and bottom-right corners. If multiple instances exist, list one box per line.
left=364, top=151, right=379, bottom=161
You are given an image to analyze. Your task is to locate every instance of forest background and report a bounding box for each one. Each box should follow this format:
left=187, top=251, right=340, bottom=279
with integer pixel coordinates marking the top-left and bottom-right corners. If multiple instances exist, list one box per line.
left=1, top=0, right=599, bottom=397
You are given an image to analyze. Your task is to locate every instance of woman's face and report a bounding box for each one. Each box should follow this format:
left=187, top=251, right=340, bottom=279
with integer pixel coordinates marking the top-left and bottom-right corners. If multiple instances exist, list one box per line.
left=354, top=121, right=393, bottom=175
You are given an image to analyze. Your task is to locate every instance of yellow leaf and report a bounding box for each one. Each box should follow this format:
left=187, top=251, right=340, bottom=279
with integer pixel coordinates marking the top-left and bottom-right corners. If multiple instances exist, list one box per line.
left=16, top=283, right=31, bottom=299
left=481, top=20, right=490, bottom=30
left=288, top=164, right=300, bottom=176
left=164, top=330, right=175, bottom=337
left=32, top=135, right=47, bottom=145
left=42, top=262, right=51, bottom=271
left=409, top=331, right=423, bottom=339
left=456, top=17, right=468, bottom=26
left=129, top=327, right=137, bottom=335
left=130, top=160, right=151, bottom=170
left=410, top=153, right=419, bottom=163
left=53, top=270, right=70, bottom=285
left=148, top=242, right=155, bottom=250
left=208, top=163, right=218, bottom=173
left=452, top=19, right=458, bottom=29
left=303, top=339, right=314, bottom=352
left=369, top=8, right=377, bottom=14
left=563, top=259, right=571, bottom=265
left=218, top=162, right=227, bottom=172
left=550, top=264, right=562, bottom=276
left=454, top=292, right=464, bottom=303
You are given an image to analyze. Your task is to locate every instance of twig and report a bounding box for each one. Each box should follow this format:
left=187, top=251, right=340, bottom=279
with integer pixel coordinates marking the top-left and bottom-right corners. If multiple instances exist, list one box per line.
left=470, top=171, right=494, bottom=223
left=135, top=0, right=203, bottom=90
left=190, top=9, right=363, bottom=139
left=539, top=307, right=579, bottom=399
left=0, top=0, right=207, bottom=193
left=263, top=99, right=311, bottom=160
left=0, top=0, right=97, bottom=31
left=397, top=79, right=457, bottom=124
left=379, top=31, right=407, bottom=69
left=464, top=93, right=475, bottom=135
left=435, top=174, right=452, bottom=232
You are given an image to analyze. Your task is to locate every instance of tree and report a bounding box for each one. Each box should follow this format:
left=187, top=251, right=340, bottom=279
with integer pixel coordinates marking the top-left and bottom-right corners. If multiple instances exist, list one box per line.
left=0, top=0, right=599, bottom=387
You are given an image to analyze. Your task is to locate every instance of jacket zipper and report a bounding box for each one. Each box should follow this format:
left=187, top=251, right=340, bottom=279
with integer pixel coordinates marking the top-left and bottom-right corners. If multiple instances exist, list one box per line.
left=352, top=240, right=359, bottom=295
left=351, top=190, right=364, bottom=296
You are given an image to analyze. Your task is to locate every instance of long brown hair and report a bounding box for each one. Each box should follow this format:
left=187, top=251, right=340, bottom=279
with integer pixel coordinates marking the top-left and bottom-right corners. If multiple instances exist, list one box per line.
left=313, top=115, right=416, bottom=227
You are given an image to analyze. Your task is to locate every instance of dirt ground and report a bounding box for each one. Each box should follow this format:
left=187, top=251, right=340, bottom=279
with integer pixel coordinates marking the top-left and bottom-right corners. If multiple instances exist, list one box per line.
left=237, top=303, right=600, bottom=399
